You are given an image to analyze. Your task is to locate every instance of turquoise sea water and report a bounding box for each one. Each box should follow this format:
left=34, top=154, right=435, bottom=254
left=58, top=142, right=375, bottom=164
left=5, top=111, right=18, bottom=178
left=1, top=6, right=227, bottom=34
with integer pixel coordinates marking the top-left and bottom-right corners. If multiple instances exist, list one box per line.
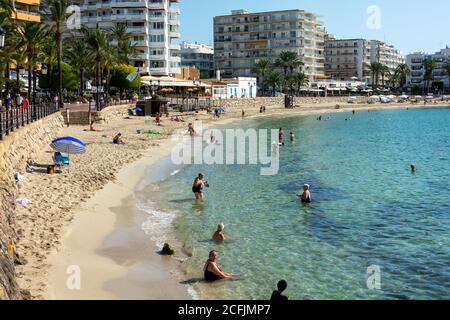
left=148, top=107, right=450, bottom=300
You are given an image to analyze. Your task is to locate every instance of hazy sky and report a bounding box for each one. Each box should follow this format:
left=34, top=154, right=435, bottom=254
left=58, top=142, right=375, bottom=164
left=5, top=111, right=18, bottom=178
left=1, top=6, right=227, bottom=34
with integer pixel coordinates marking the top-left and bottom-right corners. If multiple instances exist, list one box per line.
left=179, top=0, right=450, bottom=54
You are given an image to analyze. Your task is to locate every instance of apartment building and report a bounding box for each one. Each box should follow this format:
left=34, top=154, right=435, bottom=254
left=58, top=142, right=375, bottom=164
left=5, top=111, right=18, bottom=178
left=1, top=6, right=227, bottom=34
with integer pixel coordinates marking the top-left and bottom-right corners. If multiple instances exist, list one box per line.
left=325, top=36, right=404, bottom=84
left=213, top=9, right=326, bottom=80
left=69, top=0, right=181, bottom=76
left=180, top=41, right=214, bottom=78
left=12, top=0, right=41, bottom=22
left=406, top=47, right=450, bottom=88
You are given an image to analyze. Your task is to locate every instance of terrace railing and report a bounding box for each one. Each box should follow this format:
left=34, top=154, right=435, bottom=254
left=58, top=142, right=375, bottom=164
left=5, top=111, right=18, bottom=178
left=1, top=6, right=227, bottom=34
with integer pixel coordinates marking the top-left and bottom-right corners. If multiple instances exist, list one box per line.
left=0, top=103, right=59, bottom=141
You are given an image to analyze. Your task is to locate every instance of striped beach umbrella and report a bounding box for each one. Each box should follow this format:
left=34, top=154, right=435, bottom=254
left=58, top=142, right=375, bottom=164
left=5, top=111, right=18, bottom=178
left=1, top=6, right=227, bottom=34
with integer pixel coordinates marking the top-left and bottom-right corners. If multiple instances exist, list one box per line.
left=50, top=136, right=86, bottom=155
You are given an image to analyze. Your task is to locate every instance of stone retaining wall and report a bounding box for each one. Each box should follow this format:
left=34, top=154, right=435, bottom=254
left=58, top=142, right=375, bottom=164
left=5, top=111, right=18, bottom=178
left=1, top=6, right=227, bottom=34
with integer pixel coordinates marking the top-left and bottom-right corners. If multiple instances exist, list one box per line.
left=0, top=113, right=64, bottom=300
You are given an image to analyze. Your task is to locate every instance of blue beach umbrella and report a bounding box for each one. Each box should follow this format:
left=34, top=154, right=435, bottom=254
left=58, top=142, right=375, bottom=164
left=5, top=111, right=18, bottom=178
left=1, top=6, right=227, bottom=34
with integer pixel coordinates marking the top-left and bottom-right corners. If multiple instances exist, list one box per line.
left=50, top=136, right=86, bottom=155
left=132, top=107, right=142, bottom=112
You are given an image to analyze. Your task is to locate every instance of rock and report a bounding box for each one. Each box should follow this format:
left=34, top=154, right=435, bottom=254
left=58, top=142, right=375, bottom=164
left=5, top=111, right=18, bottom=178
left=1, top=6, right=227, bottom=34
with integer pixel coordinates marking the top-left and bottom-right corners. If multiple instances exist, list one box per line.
left=20, top=289, right=32, bottom=300
left=160, top=243, right=175, bottom=256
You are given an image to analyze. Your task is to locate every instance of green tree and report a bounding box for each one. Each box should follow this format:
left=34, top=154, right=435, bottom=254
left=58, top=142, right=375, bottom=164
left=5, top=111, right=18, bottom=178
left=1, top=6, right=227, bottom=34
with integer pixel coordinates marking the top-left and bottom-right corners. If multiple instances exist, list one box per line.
left=109, top=64, right=140, bottom=98
left=423, top=58, right=436, bottom=94
left=393, top=63, right=410, bottom=92
left=380, top=65, right=390, bottom=87
left=252, top=59, right=272, bottom=96
left=83, top=27, right=108, bottom=110
left=46, top=0, right=68, bottom=108
left=292, top=72, right=309, bottom=95
left=108, top=24, right=135, bottom=64
left=15, top=21, right=48, bottom=103
left=443, top=62, right=450, bottom=92
left=265, top=71, right=283, bottom=97
left=369, top=62, right=384, bottom=89
left=38, top=61, right=79, bottom=91
left=65, top=37, right=93, bottom=96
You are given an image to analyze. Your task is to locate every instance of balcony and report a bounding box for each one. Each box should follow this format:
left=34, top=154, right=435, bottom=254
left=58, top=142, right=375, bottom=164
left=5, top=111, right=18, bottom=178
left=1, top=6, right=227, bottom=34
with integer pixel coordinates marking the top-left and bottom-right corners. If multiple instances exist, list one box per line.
left=148, top=1, right=165, bottom=9
left=127, top=26, right=147, bottom=34
left=169, top=31, right=180, bottom=38
left=112, top=0, right=146, bottom=8
left=170, top=43, right=181, bottom=51
left=131, top=40, right=149, bottom=47
left=169, top=67, right=181, bottom=74
left=150, top=67, right=169, bottom=75
left=13, top=10, right=40, bottom=22
left=111, top=14, right=147, bottom=21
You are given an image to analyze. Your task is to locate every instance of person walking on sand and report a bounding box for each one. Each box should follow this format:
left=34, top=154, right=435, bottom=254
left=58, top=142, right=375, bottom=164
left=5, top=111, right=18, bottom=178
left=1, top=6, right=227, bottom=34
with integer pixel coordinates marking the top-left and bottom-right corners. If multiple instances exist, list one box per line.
left=270, top=280, right=289, bottom=301
left=242, top=109, right=245, bottom=119
left=192, top=173, right=208, bottom=200
left=213, top=223, right=228, bottom=243
left=204, top=250, right=233, bottom=282
left=298, top=184, right=311, bottom=203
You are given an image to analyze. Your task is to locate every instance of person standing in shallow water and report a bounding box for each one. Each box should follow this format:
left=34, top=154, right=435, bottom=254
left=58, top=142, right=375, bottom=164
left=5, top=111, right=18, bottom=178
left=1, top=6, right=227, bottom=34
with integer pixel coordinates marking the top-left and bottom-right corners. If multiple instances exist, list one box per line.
left=192, top=173, right=208, bottom=200
left=212, top=223, right=228, bottom=243
left=270, top=280, right=289, bottom=301
left=279, top=128, right=284, bottom=145
left=204, top=250, right=233, bottom=282
left=298, top=184, right=311, bottom=203
left=290, top=131, right=295, bottom=142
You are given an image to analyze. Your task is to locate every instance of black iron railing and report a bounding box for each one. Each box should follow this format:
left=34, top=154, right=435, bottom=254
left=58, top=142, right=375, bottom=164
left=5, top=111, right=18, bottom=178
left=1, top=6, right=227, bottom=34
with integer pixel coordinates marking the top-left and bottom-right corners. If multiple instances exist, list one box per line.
left=0, top=103, right=59, bottom=140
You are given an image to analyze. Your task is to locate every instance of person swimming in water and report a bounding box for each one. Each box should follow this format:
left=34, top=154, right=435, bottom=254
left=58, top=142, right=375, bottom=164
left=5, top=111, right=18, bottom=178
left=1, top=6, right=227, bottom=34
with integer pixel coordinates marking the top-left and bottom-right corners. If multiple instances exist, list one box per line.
left=213, top=223, right=227, bottom=243
left=411, top=164, right=417, bottom=173
left=192, top=173, right=208, bottom=200
left=298, top=184, right=311, bottom=203
left=203, top=250, right=233, bottom=282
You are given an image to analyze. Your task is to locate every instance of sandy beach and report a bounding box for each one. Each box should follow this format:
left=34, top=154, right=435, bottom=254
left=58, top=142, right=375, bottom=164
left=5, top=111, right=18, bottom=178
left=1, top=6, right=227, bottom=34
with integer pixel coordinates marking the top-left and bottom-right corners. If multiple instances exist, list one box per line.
left=11, top=99, right=449, bottom=299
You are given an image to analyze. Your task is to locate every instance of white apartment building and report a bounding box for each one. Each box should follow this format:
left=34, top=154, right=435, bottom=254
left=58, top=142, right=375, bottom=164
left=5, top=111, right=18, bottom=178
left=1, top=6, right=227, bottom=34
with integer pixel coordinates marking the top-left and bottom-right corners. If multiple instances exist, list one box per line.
left=180, top=42, right=214, bottom=78
left=325, top=36, right=404, bottom=84
left=214, top=9, right=326, bottom=80
left=71, top=0, right=181, bottom=76
left=406, top=47, right=450, bottom=89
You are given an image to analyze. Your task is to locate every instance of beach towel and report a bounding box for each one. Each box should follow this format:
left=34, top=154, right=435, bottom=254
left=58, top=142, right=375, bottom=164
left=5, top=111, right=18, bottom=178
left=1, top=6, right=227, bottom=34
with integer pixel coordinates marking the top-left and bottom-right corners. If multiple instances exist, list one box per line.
left=144, top=130, right=161, bottom=135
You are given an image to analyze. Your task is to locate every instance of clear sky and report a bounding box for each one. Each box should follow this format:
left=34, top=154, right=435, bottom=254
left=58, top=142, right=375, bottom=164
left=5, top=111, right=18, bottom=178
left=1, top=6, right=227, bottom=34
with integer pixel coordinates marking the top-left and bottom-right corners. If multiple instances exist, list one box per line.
left=179, top=0, right=450, bottom=55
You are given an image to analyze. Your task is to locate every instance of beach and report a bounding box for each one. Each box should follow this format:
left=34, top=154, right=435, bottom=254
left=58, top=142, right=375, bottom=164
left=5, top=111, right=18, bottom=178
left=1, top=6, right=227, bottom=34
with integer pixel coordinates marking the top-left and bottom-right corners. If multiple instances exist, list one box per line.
left=11, top=99, right=449, bottom=299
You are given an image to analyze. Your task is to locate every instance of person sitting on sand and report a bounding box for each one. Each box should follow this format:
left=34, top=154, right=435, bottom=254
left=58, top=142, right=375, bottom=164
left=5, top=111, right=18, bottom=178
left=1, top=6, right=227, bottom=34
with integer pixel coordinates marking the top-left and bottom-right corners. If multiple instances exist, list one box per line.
left=113, top=133, right=125, bottom=145
left=270, top=280, right=289, bottom=301
left=213, top=223, right=227, bottom=243
left=192, top=173, right=208, bottom=200
left=298, top=184, right=311, bottom=203
left=204, top=250, right=233, bottom=282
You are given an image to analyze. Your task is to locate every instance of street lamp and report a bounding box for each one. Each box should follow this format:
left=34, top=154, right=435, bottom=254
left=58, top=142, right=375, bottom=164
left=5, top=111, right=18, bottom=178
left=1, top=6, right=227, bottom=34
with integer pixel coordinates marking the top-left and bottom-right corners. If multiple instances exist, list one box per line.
left=0, top=27, right=5, bottom=49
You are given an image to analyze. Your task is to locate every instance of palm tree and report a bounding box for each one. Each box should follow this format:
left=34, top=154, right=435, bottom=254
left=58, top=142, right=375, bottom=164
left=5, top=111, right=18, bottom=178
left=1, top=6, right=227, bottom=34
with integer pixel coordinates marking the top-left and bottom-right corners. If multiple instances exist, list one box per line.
left=41, top=37, right=57, bottom=96
left=393, top=63, right=410, bottom=92
left=109, top=24, right=134, bottom=64
left=369, top=62, right=383, bottom=89
left=380, top=65, right=390, bottom=87
left=252, top=59, right=271, bottom=96
left=265, top=71, right=283, bottom=97
left=46, top=0, right=68, bottom=108
left=0, top=0, right=14, bottom=22
left=65, top=37, right=93, bottom=97
left=423, top=58, right=436, bottom=94
left=15, top=22, right=48, bottom=104
left=276, top=51, right=303, bottom=75
left=292, top=72, right=309, bottom=95
left=100, top=41, right=117, bottom=103
left=443, top=62, right=450, bottom=93
left=84, top=27, right=108, bottom=116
